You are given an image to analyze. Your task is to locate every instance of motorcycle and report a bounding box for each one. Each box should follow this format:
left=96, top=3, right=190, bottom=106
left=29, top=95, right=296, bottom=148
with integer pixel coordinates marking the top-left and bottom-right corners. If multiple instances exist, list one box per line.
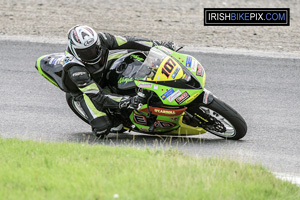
left=35, top=46, right=247, bottom=140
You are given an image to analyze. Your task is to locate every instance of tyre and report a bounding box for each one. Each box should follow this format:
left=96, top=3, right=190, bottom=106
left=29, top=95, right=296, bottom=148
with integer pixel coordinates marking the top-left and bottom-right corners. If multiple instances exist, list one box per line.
left=195, top=97, right=247, bottom=140
left=66, top=93, right=89, bottom=125
left=66, top=93, right=126, bottom=137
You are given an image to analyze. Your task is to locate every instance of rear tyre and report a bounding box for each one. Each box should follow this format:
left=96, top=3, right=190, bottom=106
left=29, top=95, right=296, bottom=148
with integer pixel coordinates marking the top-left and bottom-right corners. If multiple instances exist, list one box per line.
left=195, top=98, right=247, bottom=140
left=66, top=93, right=89, bottom=124
left=66, top=93, right=125, bottom=137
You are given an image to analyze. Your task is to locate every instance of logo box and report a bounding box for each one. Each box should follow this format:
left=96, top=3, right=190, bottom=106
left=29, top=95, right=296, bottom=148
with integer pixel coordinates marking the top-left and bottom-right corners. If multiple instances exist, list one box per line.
left=204, top=8, right=290, bottom=26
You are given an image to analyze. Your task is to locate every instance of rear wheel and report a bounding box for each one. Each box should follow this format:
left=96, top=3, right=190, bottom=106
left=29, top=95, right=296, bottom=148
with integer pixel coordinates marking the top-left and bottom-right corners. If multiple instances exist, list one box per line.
left=192, top=98, right=247, bottom=140
left=66, top=93, right=126, bottom=137
left=66, top=93, right=89, bottom=124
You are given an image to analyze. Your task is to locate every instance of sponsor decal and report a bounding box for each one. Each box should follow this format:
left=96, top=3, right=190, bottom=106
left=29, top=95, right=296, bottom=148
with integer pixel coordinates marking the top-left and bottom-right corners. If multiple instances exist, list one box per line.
left=182, top=74, right=191, bottom=81
left=138, top=82, right=152, bottom=88
left=186, top=92, right=200, bottom=104
left=63, top=56, right=73, bottom=64
left=153, top=85, right=158, bottom=90
left=118, top=77, right=133, bottom=84
left=186, top=56, right=192, bottom=67
left=73, top=72, right=87, bottom=77
left=191, top=60, right=197, bottom=72
left=183, top=74, right=191, bottom=81
left=161, top=57, right=176, bottom=78
left=133, top=112, right=147, bottom=125
left=49, top=58, right=54, bottom=64
left=161, top=88, right=175, bottom=100
left=196, top=64, right=204, bottom=76
left=167, top=90, right=182, bottom=102
left=171, top=67, right=180, bottom=79
left=170, top=117, right=179, bottom=121
left=175, top=91, right=190, bottom=104
left=84, top=38, right=95, bottom=46
left=54, top=58, right=63, bottom=65
left=130, top=54, right=144, bottom=62
left=154, top=120, right=176, bottom=129
left=140, top=106, right=187, bottom=116
left=133, top=113, right=177, bottom=130
left=154, top=109, right=175, bottom=115
left=51, top=58, right=57, bottom=65
left=59, top=59, right=64, bottom=65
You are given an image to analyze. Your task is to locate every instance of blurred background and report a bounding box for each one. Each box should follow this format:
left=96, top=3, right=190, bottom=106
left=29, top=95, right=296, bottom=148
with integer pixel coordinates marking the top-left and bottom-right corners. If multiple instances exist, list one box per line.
left=0, top=0, right=299, bottom=53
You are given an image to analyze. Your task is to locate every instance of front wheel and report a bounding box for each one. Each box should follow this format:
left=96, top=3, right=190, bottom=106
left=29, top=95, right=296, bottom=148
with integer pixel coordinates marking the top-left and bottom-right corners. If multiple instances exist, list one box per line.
left=192, top=98, right=247, bottom=140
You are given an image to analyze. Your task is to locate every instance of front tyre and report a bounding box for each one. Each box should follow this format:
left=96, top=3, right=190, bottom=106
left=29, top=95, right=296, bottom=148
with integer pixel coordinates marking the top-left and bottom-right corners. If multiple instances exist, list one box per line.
left=195, top=98, right=247, bottom=140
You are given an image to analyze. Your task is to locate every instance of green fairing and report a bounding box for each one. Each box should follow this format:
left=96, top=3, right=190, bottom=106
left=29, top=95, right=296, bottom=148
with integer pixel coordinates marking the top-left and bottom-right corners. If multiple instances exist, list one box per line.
left=36, top=56, right=59, bottom=88
left=129, top=106, right=181, bottom=133
left=135, top=80, right=202, bottom=106
left=134, top=47, right=206, bottom=106
left=158, top=46, right=206, bottom=90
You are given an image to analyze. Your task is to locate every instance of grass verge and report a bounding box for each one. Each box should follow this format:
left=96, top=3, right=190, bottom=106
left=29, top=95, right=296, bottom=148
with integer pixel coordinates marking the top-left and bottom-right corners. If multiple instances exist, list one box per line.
left=0, top=138, right=299, bottom=200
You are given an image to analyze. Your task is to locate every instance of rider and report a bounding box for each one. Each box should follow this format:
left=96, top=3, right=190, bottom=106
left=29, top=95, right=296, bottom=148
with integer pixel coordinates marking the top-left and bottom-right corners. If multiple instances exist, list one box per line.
left=63, top=25, right=176, bottom=136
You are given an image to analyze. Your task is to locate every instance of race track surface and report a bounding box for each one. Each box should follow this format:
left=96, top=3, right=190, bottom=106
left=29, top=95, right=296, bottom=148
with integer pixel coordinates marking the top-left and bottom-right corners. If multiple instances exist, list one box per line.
left=1, top=40, right=300, bottom=176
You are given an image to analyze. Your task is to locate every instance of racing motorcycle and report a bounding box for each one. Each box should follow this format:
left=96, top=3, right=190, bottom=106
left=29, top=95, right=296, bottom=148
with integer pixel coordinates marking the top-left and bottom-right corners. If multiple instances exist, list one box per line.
left=35, top=46, right=247, bottom=140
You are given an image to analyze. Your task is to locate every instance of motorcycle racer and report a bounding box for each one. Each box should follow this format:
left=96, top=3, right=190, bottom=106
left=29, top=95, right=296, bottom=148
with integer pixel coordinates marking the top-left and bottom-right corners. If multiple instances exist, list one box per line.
left=63, top=25, right=176, bottom=136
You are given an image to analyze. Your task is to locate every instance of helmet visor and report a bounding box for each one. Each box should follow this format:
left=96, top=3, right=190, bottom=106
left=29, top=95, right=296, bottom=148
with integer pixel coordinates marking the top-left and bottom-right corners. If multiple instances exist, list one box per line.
left=75, top=43, right=101, bottom=62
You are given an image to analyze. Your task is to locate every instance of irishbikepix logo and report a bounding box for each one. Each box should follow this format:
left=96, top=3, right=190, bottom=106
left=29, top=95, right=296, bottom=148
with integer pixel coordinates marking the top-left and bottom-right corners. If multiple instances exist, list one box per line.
left=204, top=8, right=290, bottom=26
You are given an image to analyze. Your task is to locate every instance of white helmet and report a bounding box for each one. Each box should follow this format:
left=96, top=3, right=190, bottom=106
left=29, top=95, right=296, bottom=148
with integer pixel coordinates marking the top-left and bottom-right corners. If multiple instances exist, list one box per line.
left=67, top=25, right=102, bottom=65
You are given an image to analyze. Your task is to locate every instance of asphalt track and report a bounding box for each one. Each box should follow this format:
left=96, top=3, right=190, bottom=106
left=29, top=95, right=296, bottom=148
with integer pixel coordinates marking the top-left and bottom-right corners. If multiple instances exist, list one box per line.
left=1, top=40, right=300, bottom=178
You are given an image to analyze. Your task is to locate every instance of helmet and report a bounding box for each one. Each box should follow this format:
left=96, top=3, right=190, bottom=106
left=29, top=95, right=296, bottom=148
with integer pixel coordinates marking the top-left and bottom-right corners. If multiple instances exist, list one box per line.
left=67, top=25, right=102, bottom=65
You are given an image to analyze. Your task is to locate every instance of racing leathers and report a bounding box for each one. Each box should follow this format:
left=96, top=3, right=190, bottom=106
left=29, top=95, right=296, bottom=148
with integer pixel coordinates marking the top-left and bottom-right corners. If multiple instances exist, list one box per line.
left=62, top=32, right=175, bottom=136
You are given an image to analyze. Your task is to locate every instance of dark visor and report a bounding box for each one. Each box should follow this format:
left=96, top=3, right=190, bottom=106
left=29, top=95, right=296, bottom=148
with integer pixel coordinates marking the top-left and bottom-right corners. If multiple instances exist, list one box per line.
left=75, top=43, right=101, bottom=62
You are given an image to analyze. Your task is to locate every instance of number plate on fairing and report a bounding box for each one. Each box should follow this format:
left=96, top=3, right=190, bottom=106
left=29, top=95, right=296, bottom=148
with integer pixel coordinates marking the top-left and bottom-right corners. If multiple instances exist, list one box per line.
left=152, top=56, right=184, bottom=81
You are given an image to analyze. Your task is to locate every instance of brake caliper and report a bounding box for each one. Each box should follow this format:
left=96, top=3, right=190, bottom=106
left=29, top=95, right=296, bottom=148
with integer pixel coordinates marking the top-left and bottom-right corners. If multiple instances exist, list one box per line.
left=194, top=110, right=227, bottom=133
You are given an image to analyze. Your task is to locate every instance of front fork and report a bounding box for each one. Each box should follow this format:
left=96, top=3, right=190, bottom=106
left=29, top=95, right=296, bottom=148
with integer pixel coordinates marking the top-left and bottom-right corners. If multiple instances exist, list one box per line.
left=184, top=89, right=227, bottom=132
left=184, top=89, right=216, bottom=126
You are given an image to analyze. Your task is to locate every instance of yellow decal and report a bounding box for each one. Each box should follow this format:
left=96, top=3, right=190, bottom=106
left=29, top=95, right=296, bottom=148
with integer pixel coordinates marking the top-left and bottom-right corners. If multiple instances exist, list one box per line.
left=154, top=109, right=175, bottom=115
left=194, top=113, right=208, bottom=122
left=153, top=56, right=183, bottom=81
left=186, top=92, right=200, bottom=104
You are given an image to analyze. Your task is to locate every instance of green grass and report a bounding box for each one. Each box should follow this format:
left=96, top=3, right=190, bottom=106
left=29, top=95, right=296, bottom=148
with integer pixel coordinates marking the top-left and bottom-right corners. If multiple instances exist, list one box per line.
left=0, top=138, right=299, bottom=200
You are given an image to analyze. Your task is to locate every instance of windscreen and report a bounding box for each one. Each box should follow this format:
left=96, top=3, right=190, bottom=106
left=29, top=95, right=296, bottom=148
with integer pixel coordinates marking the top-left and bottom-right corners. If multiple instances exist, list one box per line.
left=135, top=47, right=168, bottom=80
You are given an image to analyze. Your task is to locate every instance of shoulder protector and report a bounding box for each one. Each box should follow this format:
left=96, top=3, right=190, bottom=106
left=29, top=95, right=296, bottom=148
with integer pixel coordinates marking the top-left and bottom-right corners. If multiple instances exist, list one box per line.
left=63, top=54, right=85, bottom=71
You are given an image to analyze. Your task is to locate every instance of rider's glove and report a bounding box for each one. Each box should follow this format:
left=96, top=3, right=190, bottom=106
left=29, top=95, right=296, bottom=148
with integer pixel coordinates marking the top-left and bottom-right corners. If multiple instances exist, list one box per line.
left=119, top=93, right=145, bottom=110
left=154, top=41, right=178, bottom=51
